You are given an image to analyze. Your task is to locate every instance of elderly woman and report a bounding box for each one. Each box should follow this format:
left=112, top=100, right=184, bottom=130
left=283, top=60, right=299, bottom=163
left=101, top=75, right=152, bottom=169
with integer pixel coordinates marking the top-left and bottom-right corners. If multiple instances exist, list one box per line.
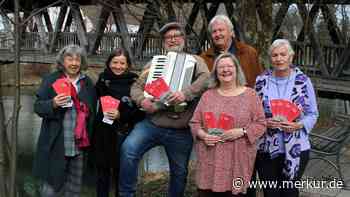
left=33, top=44, right=97, bottom=197
left=190, top=53, right=266, bottom=197
left=255, top=39, right=319, bottom=197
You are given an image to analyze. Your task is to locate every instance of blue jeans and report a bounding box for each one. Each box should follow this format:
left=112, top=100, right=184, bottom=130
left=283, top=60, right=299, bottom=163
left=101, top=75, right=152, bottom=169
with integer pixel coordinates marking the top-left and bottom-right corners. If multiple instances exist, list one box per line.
left=119, top=119, right=193, bottom=197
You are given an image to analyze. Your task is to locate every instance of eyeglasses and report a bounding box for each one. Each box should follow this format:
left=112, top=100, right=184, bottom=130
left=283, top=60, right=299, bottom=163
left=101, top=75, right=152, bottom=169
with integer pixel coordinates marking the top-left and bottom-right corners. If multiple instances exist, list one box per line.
left=164, top=33, right=184, bottom=41
left=217, top=65, right=234, bottom=70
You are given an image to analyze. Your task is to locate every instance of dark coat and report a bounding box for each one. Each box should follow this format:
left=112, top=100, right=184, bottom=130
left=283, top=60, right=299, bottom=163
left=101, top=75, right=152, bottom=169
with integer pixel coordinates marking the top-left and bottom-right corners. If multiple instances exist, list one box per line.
left=92, top=69, right=144, bottom=169
left=32, top=70, right=97, bottom=191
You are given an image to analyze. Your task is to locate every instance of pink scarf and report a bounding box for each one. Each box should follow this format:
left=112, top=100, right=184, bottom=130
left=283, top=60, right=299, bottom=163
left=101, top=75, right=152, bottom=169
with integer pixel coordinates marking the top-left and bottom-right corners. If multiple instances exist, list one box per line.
left=70, top=79, right=90, bottom=149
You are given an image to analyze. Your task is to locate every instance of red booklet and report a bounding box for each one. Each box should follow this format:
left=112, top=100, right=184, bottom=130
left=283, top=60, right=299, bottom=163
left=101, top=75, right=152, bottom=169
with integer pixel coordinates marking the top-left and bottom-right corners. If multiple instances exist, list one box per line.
left=144, top=78, right=170, bottom=99
left=270, top=99, right=301, bottom=122
left=52, top=78, right=71, bottom=96
left=217, top=112, right=234, bottom=131
left=100, top=96, right=120, bottom=112
left=203, top=112, right=217, bottom=129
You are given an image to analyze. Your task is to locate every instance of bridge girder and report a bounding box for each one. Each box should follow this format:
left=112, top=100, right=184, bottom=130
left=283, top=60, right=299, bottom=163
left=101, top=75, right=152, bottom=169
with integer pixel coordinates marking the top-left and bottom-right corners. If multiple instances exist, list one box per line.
left=1, top=0, right=350, bottom=77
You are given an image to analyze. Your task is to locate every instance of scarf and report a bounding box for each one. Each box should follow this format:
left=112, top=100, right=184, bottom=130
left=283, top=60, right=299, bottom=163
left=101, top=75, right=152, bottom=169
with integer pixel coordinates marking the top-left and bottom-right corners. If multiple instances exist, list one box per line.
left=69, top=77, right=90, bottom=148
left=255, top=67, right=309, bottom=180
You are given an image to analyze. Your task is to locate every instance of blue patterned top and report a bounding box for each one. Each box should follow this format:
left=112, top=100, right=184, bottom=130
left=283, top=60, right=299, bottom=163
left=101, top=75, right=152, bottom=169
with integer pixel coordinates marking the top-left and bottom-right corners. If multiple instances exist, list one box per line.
left=255, top=67, right=319, bottom=179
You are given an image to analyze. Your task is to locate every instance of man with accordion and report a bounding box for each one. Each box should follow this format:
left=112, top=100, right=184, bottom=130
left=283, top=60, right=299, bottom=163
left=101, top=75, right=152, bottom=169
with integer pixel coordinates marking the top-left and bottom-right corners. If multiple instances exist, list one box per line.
left=118, top=22, right=209, bottom=197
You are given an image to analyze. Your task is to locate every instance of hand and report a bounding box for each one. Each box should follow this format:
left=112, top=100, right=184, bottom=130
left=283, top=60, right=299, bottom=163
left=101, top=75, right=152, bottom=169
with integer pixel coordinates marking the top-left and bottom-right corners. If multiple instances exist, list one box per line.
left=280, top=121, right=303, bottom=133
left=105, top=109, right=120, bottom=120
left=166, top=91, right=186, bottom=105
left=140, top=98, right=158, bottom=114
left=220, top=128, right=245, bottom=142
left=53, top=94, right=70, bottom=108
left=266, top=118, right=283, bottom=129
left=197, top=129, right=222, bottom=146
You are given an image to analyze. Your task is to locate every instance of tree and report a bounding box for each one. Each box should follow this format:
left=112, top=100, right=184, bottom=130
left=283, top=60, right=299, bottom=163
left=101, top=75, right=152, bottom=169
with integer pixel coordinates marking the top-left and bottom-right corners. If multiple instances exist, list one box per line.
left=0, top=1, right=64, bottom=196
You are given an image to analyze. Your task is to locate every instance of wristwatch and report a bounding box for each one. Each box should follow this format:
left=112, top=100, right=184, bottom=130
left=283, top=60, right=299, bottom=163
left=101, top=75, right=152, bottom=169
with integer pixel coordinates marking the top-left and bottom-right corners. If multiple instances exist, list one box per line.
left=242, top=128, right=247, bottom=136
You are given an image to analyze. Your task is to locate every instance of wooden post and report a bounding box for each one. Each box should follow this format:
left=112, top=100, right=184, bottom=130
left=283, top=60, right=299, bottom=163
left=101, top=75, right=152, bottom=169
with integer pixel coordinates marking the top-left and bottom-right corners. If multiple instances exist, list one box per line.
left=320, top=5, right=344, bottom=44
left=43, top=9, right=53, bottom=32
left=49, top=5, right=68, bottom=52
left=272, top=2, right=290, bottom=40
left=34, top=13, right=49, bottom=52
left=112, top=3, right=134, bottom=64
left=89, top=4, right=110, bottom=54
left=71, top=4, right=89, bottom=50
left=298, top=3, right=330, bottom=77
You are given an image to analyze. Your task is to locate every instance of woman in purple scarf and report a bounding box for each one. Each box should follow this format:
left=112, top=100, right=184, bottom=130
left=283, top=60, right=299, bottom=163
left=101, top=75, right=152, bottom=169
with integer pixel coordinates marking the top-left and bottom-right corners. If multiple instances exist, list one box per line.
left=255, top=39, right=319, bottom=197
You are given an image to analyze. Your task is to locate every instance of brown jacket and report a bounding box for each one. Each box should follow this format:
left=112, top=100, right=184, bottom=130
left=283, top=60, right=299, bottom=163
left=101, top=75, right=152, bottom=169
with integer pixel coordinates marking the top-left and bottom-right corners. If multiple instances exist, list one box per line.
left=200, top=39, right=264, bottom=88
left=131, top=54, right=210, bottom=129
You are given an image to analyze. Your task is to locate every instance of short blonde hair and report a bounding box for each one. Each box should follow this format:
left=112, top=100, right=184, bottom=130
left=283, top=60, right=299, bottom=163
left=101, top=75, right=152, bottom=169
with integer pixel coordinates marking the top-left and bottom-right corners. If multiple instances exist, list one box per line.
left=208, top=53, right=246, bottom=89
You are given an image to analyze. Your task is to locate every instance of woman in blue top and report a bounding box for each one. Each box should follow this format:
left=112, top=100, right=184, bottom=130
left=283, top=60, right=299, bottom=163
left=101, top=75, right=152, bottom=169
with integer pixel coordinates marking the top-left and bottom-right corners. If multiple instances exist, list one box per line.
left=255, top=39, right=319, bottom=197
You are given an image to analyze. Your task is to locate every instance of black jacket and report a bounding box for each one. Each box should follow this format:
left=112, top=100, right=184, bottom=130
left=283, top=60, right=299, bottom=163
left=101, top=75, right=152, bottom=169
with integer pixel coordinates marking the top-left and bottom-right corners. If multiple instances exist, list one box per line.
left=92, top=69, right=144, bottom=168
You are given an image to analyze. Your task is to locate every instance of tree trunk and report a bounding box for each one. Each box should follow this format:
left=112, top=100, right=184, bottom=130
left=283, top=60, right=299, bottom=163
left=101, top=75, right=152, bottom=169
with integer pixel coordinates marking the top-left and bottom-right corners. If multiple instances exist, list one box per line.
left=257, top=0, right=273, bottom=68
left=0, top=68, right=8, bottom=197
left=9, top=0, right=21, bottom=196
left=241, top=0, right=258, bottom=46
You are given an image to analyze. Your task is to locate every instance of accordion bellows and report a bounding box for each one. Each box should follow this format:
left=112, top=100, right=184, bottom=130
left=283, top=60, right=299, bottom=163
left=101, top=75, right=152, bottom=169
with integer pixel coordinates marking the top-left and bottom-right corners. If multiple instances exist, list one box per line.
left=144, top=52, right=197, bottom=99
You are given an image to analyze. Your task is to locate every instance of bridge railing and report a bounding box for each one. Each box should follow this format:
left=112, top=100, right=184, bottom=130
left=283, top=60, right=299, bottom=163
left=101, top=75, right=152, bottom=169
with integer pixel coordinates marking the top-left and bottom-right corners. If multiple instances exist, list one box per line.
left=291, top=41, right=346, bottom=75
left=0, top=32, right=346, bottom=74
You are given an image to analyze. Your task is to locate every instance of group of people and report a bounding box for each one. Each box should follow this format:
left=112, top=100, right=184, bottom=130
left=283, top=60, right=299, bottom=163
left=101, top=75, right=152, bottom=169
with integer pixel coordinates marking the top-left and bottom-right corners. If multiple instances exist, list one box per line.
left=33, top=14, right=319, bottom=197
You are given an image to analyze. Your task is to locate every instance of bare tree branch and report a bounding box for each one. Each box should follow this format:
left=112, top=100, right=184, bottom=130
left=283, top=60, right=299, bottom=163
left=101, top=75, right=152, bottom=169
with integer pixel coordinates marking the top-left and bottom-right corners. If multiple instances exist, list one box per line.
left=0, top=8, right=15, bottom=24
left=0, top=0, right=6, bottom=8
left=20, top=0, right=64, bottom=26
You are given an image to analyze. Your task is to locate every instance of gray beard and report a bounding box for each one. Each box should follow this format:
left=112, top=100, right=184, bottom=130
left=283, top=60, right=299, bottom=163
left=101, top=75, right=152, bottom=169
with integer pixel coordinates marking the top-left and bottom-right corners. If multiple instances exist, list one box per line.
left=165, top=43, right=185, bottom=53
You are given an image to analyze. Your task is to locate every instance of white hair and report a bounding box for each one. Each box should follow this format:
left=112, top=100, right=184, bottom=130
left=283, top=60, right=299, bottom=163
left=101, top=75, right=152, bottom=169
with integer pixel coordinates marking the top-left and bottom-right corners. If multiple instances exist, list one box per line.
left=269, top=39, right=295, bottom=57
left=208, top=15, right=234, bottom=34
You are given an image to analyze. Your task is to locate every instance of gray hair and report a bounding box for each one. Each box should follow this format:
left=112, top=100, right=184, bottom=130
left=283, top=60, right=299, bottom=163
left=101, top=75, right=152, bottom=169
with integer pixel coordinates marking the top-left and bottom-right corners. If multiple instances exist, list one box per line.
left=208, top=15, right=234, bottom=34
left=56, top=44, right=88, bottom=71
left=208, top=53, right=247, bottom=89
left=268, top=39, right=295, bottom=57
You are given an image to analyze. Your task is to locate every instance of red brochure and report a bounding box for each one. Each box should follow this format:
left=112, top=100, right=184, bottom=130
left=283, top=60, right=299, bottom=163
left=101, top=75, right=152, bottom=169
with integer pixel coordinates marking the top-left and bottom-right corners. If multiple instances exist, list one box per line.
left=144, top=78, right=170, bottom=99
left=100, top=96, right=120, bottom=112
left=52, top=78, right=71, bottom=96
left=217, top=112, right=234, bottom=131
left=203, top=112, right=217, bottom=129
left=152, top=78, right=170, bottom=93
left=144, top=82, right=162, bottom=98
left=284, top=101, right=301, bottom=122
left=270, top=99, right=301, bottom=122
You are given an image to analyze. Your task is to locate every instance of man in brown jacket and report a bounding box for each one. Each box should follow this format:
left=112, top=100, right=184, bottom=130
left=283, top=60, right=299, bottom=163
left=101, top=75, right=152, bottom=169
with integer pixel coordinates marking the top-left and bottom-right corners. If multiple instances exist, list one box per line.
left=118, top=22, right=209, bottom=197
left=200, top=14, right=264, bottom=88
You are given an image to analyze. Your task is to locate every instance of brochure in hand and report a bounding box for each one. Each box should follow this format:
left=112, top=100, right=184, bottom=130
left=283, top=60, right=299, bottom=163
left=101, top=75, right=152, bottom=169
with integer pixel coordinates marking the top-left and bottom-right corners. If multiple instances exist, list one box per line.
left=52, top=78, right=73, bottom=108
left=100, top=96, right=120, bottom=125
left=203, top=112, right=235, bottom=136
left=270, top=99, right=301, bottom=122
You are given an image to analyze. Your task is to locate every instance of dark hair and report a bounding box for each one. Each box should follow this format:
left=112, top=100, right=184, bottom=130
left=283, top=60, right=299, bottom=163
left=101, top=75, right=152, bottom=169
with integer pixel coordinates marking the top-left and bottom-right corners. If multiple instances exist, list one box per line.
left=105, top=48, right=132, bottom=69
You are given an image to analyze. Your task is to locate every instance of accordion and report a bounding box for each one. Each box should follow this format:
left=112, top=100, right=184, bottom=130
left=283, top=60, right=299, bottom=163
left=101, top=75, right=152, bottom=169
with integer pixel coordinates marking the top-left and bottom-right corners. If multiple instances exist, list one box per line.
left=144, top=51, right=197, bottom=99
